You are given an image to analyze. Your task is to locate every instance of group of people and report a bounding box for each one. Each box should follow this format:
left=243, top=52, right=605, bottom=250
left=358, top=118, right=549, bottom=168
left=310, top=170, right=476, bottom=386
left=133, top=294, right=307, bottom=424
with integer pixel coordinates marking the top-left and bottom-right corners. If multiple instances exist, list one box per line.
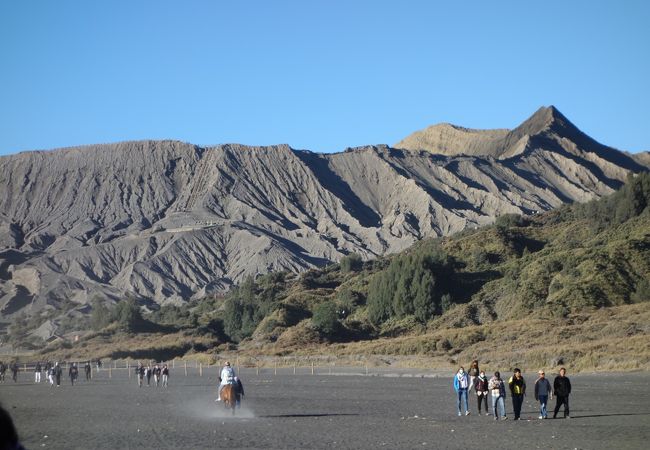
left=0, top=360, right=94, bottom=386
left=135, top=362, right=169, bottom=387
left=0, top=361, right=20, bottom=382
left=454, top=360, right=572, bottom=420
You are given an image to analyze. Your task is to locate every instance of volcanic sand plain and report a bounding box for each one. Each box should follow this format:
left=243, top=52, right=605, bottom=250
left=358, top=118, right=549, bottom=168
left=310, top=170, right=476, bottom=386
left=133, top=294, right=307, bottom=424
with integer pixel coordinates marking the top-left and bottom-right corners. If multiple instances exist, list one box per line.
left=1, top=369, right=649, bottom=449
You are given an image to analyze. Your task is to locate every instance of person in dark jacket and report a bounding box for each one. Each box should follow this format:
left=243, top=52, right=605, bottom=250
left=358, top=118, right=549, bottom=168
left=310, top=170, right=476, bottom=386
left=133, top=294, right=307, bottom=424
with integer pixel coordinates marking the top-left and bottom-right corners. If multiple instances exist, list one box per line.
left=234, top=377, right=245, bottom=408
left=553, top=367, right=572, bottom=418
left=1, top=403, right=27, bottom=450
left=69, top=363, right=79, bottom=386
left=84, top=362, right=91, bottom=381
left=474, top=370, right=489, bottom=415
left=53, top=362, right=62, bottom=387
left=34, top=361, right=42, bottom=383
left=10, top=362, right=19, bottom=383
left=508, top=368, right=526, bottom=420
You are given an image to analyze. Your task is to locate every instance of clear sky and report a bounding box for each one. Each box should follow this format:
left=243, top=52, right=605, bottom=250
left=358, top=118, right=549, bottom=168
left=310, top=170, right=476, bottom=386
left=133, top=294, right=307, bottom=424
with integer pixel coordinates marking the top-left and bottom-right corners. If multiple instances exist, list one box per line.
left=1, top=0, right=648, bottom=155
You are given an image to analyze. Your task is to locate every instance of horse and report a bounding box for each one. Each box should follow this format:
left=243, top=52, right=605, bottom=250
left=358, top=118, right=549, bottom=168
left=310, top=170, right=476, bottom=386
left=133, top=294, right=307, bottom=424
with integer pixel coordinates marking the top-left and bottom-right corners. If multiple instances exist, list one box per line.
left=221, top=384, right=236, bottom=415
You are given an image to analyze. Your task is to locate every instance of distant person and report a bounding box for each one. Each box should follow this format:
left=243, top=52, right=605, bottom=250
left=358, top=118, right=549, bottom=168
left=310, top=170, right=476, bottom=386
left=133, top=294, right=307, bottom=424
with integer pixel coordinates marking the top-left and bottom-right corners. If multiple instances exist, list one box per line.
left=534, top=370, right=552, bottom=419
left=84, top=362, right=92, bottom=381
left=44, top=361, right=52, bottom=380
left=34, top=361, right=42, bottom=383
left=508, top=368, right=526, bottom=420
left=553, top=368, right=572, bottom=419
left=0, top=403, right=27, bottom=450
left=489, top=371, right=507, bottom=420
left=69, top=363, right=79, bottom=386
left=96, top=359, right=102, bottom=371
left=146, top=365, right=152, bottom=386
left=10, top=362, right=19, bottom=383
left=217, top=361, right=236, bottom=401
left=453, top=366, right=470, bottom=416
left=161, top=364, right=169, bottom=388
left=136, top=362, right=144, bottom=387
left=47, top=365, right=55, bottom=386
left=153, top=364, right=161, bottom=387
left=234, top=376, right=245, bottom=408
left=53, top=362, right=62, bottom=387
left=468, top=360, right=480, bottom=390
left=0, top=362, right=5, bottom=383
left=474, top=370, right=489, bottom=415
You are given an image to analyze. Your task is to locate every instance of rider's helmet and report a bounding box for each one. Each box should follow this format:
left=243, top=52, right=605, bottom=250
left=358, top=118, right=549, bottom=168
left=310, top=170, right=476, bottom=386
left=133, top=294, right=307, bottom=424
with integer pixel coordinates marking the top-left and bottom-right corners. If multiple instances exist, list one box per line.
left=225, top=361, right=231, bottom=366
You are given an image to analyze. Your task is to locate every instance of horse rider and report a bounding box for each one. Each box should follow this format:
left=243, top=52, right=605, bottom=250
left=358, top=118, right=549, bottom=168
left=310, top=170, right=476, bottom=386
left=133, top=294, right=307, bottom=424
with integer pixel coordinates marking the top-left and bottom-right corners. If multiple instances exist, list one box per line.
left=216, top=361, right=236, bottom=401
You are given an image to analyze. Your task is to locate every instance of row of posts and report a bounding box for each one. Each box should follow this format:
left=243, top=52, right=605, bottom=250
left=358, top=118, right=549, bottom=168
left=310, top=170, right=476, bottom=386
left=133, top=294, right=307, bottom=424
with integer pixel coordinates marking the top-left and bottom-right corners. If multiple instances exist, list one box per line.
left=15, top=358, right=371, bottom=377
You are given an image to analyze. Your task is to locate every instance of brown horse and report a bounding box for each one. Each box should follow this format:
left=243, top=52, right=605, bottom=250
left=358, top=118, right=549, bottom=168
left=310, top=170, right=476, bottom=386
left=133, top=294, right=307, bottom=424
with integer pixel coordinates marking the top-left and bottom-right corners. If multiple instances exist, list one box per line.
left=221, top=384, right=236, bottom=415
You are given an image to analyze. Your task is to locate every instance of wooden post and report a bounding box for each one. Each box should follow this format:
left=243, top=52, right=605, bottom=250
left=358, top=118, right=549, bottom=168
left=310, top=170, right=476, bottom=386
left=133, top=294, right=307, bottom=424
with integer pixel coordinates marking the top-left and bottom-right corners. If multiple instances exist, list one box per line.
left=311, top=361, right=314, bottom=375
left=184, top=361, right=188, bottom=377
left=256, top=364, right=259, bottom=376
left=293, top=360, right=296, bottom=375
left=109, top=367, right=112, bottom=379
left=199, top=363, right=203, bottom=377
left=172, top=359, right=175, bottom=369
left=274, top=360, right=277, bottom=376
left=24, top=363, right=27, bottom=372
left=128, top=364, right=131, bottom=379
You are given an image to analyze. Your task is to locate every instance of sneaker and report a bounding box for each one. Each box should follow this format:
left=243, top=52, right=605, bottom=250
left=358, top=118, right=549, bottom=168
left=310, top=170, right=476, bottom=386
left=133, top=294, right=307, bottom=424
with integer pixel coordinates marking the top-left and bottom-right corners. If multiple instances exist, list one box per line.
left=458, top=412, right=461, bottom=416
left=216, top=397, right=221, bottom=402
left=502, top=416, right=508, bottom=420
left=485, top=413, right=490, bottom=416
left=494, top=417, right=499, bottom=421
left=565, top=416, right=570, bottom=419
left=466, top=411, right=470, bottom=416
left=538, top=416, right=544, bottom=419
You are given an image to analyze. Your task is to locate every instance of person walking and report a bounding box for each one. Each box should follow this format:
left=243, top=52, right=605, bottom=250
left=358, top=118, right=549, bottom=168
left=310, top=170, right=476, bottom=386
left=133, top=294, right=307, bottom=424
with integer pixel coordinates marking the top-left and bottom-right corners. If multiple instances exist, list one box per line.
left=84, top=362, right=91, bottom=381
left=489, top=371, right=507, bottom=420
left=508, top=368, right=526, bottom=420
left=161, top=364, right=169, bottom=388
left=10, top=362, right=19, bottom=382
left=146, top=365, right=152, bottom=386
left=136, top=362, right=144, bottom=387
left=534, top=370, right=552, bottom=419
left=153, top=364, right=161, bottom=387
left=34, top=362, right=42, bottom=383
left=53, top=362, right=62, bottom=387
left=468, top=360, right=480, bottom=390
left=453, top=367, right=471, bottom=416
left=474, top=370, right=489, bottom=415
left=69, top=363, right=79, bottom=386
left=47, top=365, right=55, bottom=386
left=553, top=367, right=572, bottom=419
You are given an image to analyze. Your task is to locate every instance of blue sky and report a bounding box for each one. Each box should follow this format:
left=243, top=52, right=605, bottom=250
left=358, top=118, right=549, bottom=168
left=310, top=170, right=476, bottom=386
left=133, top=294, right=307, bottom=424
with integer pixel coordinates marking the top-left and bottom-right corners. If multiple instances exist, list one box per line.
left=1, top=0, right=648, bottom=155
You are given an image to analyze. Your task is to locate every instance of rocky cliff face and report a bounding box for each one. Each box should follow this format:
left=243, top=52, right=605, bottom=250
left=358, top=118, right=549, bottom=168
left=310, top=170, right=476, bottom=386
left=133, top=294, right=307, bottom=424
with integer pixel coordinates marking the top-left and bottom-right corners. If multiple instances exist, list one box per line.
left=0, top=106, right=647, bottom=324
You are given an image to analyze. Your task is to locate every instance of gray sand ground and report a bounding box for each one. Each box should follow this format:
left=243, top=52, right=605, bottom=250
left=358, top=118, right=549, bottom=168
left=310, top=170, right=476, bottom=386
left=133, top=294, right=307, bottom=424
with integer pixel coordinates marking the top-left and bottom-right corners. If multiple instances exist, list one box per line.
left=1, top=369, right=648, bottom=449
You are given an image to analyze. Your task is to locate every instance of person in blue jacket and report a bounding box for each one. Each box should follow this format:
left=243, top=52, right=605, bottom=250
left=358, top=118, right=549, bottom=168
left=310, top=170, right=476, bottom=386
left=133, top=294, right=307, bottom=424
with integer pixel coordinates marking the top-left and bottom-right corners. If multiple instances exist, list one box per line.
left=453, top=366, right=471, bottom=416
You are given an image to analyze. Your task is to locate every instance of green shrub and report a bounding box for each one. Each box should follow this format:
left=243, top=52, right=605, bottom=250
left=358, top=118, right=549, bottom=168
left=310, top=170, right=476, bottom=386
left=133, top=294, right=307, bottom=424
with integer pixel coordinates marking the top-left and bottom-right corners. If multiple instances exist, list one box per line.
left=312, top=301, right=339, bottom=336
left=340, top=253, right=363, bottom=273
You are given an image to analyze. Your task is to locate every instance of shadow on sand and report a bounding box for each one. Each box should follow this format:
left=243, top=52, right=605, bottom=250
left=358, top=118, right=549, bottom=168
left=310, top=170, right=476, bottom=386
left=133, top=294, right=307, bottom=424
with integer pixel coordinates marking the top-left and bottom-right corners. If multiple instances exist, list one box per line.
left=260, top=413, right=359, bottom=419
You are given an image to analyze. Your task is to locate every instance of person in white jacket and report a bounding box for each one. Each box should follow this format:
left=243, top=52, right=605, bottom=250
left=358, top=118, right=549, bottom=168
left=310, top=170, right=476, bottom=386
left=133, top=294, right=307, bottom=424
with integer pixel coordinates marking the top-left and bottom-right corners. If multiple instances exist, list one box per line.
left=216, top=361, right=236, bottom=401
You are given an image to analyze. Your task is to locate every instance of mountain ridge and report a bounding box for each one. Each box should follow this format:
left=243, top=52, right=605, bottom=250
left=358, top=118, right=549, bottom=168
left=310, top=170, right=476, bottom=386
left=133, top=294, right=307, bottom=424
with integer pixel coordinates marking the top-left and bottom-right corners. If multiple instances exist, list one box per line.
left=0, top=107, right=648, bottom=335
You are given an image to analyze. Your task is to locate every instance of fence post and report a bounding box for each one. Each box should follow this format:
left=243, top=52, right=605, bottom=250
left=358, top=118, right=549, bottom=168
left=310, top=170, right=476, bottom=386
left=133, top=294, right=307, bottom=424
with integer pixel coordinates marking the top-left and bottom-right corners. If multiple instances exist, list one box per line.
left=199, top=363, right=203, bottom=377
left=311, top=361, right=314, bottom=375
left=293, top=360, right=296, bottom=375
left=172, top=359, right=175, bottom=369
left=274, top=360, right=277, bottom=376
left=109, top=367, right=112, bottom=379
left=256, top=363, right=259, bottom=376
left=184, top=361, right=188, bottom=377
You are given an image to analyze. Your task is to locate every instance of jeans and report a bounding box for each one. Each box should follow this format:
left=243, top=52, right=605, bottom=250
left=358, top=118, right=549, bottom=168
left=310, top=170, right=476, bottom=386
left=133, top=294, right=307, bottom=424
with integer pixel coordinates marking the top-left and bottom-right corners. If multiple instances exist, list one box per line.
left=35, top=372, right=41, bottom=383
left=456, top=388, right=469, bottom=414
left=492, top=395, right=506, bottom=418
left=512, top=394, right=524, bottom=419
left=554, top=395, right=570, bottom=417
left=538, top=395, right=548, bottom=418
